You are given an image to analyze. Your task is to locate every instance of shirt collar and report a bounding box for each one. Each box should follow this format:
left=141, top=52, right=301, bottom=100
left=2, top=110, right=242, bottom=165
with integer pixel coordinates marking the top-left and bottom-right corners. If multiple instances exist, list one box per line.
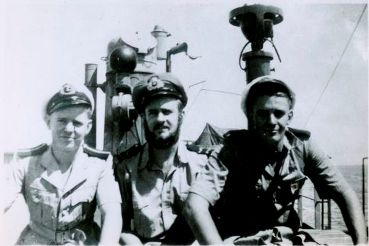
left=137, top=142, right=190, bottom=171
left=39, top=144, right=87, bottom=191
left=40, top=145, right=58, bottom=171
left=40, top=144, right=85, bottom=170
left=176, top=142, right=190, bottom=164
left=137, top=144, right=150, bottom=171
left=283, top=128, right=304, bottom=150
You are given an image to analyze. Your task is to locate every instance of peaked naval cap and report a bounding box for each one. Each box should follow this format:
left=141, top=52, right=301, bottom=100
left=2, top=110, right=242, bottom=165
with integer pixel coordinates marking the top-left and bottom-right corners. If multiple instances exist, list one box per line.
left=132, top=73, right=188, bottom=113
left=241, top=75, right=296, bottom=115
left=46, top=83, right=94, bottom=115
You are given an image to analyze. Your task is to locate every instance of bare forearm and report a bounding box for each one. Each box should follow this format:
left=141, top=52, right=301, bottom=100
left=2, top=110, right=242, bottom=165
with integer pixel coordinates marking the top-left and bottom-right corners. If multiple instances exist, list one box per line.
left=335, top=190, right=367, bottom=245
left=99, top=203, right=123, bottom=245
left=183, top=193, right=223, bottom=244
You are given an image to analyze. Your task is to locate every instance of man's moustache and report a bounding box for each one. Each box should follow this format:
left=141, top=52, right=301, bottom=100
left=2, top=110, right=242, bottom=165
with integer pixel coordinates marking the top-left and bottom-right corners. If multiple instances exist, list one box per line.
left=153, top=124, right=169, bottom=131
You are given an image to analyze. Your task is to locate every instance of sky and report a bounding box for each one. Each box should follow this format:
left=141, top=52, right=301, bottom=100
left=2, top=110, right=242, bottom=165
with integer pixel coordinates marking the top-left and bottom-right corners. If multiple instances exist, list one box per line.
left=0, top=0, right=368, bottom=166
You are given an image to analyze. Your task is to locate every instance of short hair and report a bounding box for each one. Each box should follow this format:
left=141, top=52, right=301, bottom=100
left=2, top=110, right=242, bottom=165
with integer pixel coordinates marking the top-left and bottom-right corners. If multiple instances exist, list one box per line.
left=246, top=84, right=294, bottom=112
left=81, top=105, right=94, bottom=119
left=177, top=100, right=185, bottom=112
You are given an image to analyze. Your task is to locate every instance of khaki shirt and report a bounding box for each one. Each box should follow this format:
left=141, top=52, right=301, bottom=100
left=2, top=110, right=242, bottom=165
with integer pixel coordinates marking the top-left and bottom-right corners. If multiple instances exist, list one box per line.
left=115, top=142, right=227, bottom=239
left=7, top=144, right=121, bottom=243
left=199, top=129, right=351, bottom=237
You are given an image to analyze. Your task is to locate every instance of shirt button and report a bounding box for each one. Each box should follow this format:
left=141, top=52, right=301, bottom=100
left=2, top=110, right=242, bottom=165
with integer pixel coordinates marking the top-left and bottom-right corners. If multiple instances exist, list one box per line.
left=61, top=211, right=67, bottom=217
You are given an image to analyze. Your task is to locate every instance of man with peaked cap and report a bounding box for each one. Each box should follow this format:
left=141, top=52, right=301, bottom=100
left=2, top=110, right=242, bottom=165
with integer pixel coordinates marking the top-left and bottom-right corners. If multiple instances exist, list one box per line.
left=182, top=76, right=367, bottom=245
left=114, top=73, right=227, bottom=245
left=4, top=83, right=122, bottom=245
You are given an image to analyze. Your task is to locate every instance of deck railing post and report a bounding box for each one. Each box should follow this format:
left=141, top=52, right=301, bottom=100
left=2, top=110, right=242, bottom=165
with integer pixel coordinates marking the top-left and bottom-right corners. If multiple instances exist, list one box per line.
left=362, top=157, right=367, bottom=217
left=321, top=199, right=325, bottom=229
left=327, top=199, right=332, bottom=229
left=314, top=190, right=322, bottom=229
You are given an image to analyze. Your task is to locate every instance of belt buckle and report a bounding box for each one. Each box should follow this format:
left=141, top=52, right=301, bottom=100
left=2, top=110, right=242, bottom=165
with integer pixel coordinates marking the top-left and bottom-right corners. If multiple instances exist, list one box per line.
left=72, top=228, right=87, bottom=243
left=55, top=229, right=71, bottom=244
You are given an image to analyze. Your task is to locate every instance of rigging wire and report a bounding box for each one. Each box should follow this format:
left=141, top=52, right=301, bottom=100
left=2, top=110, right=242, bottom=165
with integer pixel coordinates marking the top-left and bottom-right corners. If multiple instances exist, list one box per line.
left=304, top=5, right=367, bottom=127
left=199, top=88, right=242, bottom=96
left=187, top=88, right=242, bottom=114
left=188, top=80, right=206, bottom=89
left=187, top=81, right=207, bottom=112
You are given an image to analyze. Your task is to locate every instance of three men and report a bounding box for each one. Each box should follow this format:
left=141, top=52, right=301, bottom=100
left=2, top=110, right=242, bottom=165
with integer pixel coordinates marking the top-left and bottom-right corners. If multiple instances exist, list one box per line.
left=5, top=74, right=366, bottom=245
left=184, top=76, right=367, bottom=245
left=5, top=84, right=122, bottom=245
left=114, top=73, right=226, bottom=244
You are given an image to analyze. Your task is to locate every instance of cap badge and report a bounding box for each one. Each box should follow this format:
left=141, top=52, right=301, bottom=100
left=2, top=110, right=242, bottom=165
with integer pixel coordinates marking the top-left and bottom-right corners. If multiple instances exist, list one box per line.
left=60, top=83, right=75, bottom=95
left=147, top=76, right=165, bottom=91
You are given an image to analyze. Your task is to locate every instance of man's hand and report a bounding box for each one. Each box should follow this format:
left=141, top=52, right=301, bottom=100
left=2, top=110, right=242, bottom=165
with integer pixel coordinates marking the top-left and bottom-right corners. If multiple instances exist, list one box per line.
left=120, top=232, right=143, bottom=245
left=333, top=186, right=367, bottom=245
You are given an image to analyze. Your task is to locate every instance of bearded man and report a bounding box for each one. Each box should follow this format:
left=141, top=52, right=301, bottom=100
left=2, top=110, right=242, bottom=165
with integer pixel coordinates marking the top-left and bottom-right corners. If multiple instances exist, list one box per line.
left=114, top=73, right=227, bottom=245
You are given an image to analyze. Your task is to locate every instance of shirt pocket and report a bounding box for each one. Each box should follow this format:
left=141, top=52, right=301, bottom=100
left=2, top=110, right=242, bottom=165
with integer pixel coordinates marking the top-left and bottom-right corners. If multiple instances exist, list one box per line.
left=132, top=196, right=151, bottom=212
left=28, top=186, right=58, bottom=228
left=173, top=182, right=190, bottom=211
left=177, top=189, right=189, bottom=203
left=133, top=198, right=160, bottom=236
left=275, top=177, right=306, bottom=206
left=63, top=186, right=96, bottom=224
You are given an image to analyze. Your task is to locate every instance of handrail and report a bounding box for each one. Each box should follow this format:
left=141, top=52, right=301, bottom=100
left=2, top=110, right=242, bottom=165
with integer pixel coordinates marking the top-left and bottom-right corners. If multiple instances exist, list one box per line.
left=299, top=194, right=315, bottom=201
left=299, top=159, right=367, bottom=230
left=298, top=191, right=331, bottom=229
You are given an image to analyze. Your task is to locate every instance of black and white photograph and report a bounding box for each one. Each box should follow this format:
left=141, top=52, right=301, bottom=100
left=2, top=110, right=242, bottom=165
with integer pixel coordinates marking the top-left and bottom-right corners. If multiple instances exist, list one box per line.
left=1, top=0, right=367, bottom=245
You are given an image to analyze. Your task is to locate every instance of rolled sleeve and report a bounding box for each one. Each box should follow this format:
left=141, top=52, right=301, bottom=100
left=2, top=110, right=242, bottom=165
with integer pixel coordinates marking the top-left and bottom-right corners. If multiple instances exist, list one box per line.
left=96, top=155, right=122, bottom=206
left=304, top=138, right=350, bottom=199
left=189, top=148, right=228, bottom=206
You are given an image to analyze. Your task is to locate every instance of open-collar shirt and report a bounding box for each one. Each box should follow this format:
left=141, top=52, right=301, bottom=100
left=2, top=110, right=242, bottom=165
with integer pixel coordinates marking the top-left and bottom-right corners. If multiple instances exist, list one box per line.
left=121, top=142, right=226, bottom=239
left=7, top=144, right=121, bottom=242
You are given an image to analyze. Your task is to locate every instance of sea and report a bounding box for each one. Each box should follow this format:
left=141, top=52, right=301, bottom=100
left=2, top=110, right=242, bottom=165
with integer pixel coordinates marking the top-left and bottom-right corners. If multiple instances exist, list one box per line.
left=300, top=164, right=368, bottom=231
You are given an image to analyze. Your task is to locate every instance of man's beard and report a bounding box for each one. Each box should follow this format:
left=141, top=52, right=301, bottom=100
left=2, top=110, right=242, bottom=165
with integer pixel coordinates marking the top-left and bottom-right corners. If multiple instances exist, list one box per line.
left=144, top=119, right=181, bottom=149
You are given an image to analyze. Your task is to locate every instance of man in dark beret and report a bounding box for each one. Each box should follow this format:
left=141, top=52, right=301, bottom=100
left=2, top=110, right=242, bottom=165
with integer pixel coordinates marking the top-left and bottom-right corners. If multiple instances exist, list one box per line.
left=183, top=76, right=367, bottom=245
left=114, top=73, right=227, bottom=244
left=5, top=83, right=122, bottom=245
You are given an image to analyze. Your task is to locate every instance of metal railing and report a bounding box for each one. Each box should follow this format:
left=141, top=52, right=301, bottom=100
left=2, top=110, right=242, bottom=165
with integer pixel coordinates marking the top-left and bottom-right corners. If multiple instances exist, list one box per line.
left=362, top=157, right=367, bottom=218
left=298, top=192, right=331, bottom=229
left=298, top=157, right=367, bottom=230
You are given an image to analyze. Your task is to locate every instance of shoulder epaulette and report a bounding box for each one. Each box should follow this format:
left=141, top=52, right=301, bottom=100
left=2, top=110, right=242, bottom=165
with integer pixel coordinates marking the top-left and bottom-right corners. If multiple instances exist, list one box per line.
left=186, top=143, right=216, bottom=156
left=114, top=144, right=144, bottom=163
left=83, top=145, right=111, bottom=160
left=16, top=144, right=48, bottom=158
left=223, top=129, right=249, bottom=144
left=288, top=127, right=311, bottom=141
